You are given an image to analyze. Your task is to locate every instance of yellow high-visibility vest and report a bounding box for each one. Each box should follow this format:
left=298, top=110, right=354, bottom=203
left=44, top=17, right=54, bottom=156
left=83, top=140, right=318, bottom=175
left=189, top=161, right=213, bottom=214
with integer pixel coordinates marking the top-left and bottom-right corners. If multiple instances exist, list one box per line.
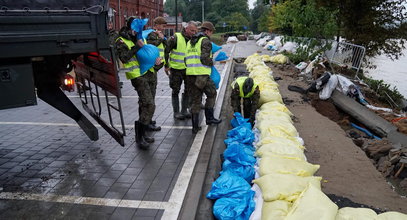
left=169, top=33, right=187, bottom=70
left=117, top=37, right=142, bottom=80
left=185, top=37, right=211, bottom=76
left=231, top=76, right=259, bottom=98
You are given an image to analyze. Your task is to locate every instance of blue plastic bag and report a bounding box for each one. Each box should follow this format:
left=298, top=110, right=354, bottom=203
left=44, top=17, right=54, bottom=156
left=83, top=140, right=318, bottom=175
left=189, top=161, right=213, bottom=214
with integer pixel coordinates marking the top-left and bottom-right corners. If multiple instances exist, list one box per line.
left=213, top=190, right=255, bottom=220
left=226, top=125, right=255, bottom=145
left=136, top=44, right=160, bottom=74
left=211, top=66, right=221, bottom=89
left=142, top=29, right=155, bottom=40
left=221, top=160, right=255, bottom=183
left=230, top=112, right=251, bottom=129
left=212, top=42, right=222, bottom=53
left=131, top=18, right=148, bottom=40
left=207, top=171, right=252, bottom=200
left=223, top=142, right=256, bottom=166
left=215, top=51, right=229, bottom=61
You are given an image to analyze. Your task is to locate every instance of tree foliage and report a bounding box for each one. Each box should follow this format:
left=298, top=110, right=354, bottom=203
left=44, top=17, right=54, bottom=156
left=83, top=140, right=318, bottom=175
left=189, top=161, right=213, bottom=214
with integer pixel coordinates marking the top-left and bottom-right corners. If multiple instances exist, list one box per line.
left=268, top=0, right=407, bottom=59
left=250, top=0, right=270, bottom=32
left=164, top=0, right=250, bottom=31
left=269, top=0, right=338, bottom=39
left=226, top=12, right=250, bottom=31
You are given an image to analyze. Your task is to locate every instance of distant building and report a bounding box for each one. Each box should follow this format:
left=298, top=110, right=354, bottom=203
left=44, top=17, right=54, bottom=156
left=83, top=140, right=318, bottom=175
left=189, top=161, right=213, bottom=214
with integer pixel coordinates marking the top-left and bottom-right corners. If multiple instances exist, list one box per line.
left=163, top=16, right=183, bottom=37
left=109, top=0, right=164, bottom=30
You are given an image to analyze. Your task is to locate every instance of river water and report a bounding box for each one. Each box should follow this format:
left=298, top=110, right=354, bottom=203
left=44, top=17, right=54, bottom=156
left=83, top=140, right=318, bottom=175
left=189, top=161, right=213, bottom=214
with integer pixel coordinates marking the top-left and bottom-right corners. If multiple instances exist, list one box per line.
left=366, top=48, right=407, bottom=99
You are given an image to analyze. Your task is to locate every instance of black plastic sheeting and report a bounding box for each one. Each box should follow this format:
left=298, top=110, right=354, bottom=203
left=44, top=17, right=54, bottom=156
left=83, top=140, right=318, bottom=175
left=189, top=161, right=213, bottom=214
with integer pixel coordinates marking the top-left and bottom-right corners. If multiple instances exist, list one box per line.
left=0, top=0, right=107, bottom=10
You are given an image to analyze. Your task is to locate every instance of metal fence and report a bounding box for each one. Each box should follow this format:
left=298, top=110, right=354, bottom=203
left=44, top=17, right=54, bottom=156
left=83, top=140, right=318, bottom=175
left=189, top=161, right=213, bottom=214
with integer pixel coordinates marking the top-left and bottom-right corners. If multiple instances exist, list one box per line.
left=327, top=41, right=366, bottom=74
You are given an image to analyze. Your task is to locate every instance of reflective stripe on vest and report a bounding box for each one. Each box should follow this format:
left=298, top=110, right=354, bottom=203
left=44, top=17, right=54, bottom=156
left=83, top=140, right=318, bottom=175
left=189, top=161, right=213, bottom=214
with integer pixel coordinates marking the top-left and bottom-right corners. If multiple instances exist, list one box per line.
left=185, top=37, right=211, bottom=76
left=231, top=77, right=259, bottom=98
left=169, top=33, right=187, bottom=70
left=158, top=43, right=165, bottom=65
left=117, top=37, right=142, bottom=80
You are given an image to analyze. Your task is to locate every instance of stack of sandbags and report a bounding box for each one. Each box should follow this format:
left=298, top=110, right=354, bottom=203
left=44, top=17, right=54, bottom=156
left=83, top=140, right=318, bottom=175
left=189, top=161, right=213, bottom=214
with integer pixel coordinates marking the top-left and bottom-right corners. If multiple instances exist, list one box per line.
left=245, top=53, right=407, bottom=220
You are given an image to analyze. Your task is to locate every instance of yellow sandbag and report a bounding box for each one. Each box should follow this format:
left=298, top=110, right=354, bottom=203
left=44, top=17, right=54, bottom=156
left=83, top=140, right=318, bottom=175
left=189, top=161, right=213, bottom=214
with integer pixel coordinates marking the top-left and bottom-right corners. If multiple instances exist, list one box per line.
left=267, top=54, right=289, bottom=64
left=259, top=154, right=320, bottom=177
left=286, top=183, right=338, bottom=220
left=256, top=144, right=305, bottom=158
left=336, top=207, right=377, bottom=220
left=378, top=212, right=407, bottom=220
left=260, top=101, right=293, bottom=115
left=256, top=136, right=304, bottom=150
left=244, top=53, right=261, bottom=65
left=252, top=173, right=322, bottom=202
left=262, top=200, right=292, bottom=220
left=258, top=82, right=279, bottom=91
left=259, top=89, right=283, bottom=104
left=256, top=111, right=293, bottom=124
left=258, top=120, right=298, bottom=138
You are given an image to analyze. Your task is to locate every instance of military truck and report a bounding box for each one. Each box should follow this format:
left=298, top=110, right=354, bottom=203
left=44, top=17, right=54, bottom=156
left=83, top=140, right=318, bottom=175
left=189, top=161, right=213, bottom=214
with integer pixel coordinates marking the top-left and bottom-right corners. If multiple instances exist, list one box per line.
left=0, top=1, right=126, bottom=145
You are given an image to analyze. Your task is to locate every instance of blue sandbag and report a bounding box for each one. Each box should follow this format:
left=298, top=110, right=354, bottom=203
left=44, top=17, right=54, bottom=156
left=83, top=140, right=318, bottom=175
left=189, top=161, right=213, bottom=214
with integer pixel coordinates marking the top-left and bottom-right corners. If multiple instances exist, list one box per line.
left=221, top=160, right=255, bottom=183
left=213, top=190, right=255, bottom=220
left=211, top=66, right=221, bottom=89
left=131, top=18, right=149, bottom=40
left=224, top=139, right=255, bottom=152
left=215, top=51, right=229, bottom=61
left=226, top=125, right=255, bottom=145
left=223, top=142, right=256, bottom=166
left=230, top=112, right=251, bottom=129
left=212, top=42, right=222, bottom=53
left=137, top=44, right=160, bottom=75
left=142, top=29, right=155, bottom=40
left=207, top=171, right=252, bottom=200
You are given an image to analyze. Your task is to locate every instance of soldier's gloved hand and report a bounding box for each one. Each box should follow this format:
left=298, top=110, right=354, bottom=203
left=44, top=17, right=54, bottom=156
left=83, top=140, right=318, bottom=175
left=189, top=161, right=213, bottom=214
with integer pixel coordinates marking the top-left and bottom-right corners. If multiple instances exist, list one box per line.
left=155, top=57, right=162, bottom=65
left=164, top=67, right=171, bottom=76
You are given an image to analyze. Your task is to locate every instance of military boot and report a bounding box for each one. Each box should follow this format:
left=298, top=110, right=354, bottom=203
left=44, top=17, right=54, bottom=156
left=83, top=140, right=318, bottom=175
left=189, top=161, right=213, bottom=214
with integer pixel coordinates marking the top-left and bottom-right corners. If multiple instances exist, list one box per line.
left=135, top=121, right=150, bottom=149
left=180, top=93, right=191, bottom=119
left=191, top=113, right=202, bottom=134
left=147, top=121, right=161, bottom=132
left=205, top=108, right=222, bottom=125
left=172, top=94, right=185, bottom=120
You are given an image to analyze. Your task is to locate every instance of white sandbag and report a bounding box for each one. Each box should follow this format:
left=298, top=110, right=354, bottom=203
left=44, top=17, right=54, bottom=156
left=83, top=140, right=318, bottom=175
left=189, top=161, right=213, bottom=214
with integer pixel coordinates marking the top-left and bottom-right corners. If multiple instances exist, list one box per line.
left=227, top=36, right=239, bottom=43
left=319, top=74, right=339, bottom=100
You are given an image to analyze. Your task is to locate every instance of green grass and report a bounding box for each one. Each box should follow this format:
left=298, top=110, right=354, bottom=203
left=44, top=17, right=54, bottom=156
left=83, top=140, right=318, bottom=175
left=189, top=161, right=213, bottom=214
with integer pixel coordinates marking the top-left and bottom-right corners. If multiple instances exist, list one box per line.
left=211, top=33, right=225, bottom=45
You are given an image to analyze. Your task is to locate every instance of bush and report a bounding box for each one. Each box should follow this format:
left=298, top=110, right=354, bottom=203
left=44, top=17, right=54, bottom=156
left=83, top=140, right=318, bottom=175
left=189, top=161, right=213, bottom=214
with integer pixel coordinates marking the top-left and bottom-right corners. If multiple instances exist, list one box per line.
left=362, top=77, right=405, bottom=109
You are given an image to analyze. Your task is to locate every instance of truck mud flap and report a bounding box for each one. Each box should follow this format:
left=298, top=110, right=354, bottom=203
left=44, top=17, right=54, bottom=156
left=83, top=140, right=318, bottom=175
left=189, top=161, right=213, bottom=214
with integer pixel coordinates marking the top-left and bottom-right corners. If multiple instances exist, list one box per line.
left=73, top=50, right=126, bottom=146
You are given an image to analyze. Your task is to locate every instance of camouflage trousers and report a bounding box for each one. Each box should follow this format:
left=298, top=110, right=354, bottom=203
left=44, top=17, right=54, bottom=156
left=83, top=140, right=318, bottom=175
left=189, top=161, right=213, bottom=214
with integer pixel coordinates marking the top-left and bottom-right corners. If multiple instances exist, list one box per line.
left=186, top=75, right=217, bottom=114
left=130, top=71, right=157, bottom=125
left=169, top=68, right=188, bottom=96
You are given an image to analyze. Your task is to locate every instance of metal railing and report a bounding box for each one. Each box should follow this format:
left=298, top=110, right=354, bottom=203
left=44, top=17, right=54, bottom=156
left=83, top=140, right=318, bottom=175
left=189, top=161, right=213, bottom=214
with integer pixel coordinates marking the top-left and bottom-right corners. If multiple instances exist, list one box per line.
left=328, top=41, right=366, bottom=74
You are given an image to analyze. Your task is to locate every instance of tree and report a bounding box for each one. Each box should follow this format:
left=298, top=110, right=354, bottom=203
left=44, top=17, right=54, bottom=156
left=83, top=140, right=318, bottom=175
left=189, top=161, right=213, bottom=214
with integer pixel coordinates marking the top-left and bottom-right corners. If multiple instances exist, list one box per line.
left=317, top=0, right=407, bottom=59
left=269, top=0, right=338, bottom=39
left=226, top=12, right=250, bottom=31
left=250, top=0, right=269, bottom=32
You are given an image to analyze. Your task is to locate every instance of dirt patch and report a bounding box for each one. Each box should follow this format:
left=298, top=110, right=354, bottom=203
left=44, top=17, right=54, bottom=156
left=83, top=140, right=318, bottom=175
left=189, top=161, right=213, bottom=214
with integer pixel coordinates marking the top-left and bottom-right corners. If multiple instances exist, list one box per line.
left=311, top=99, right=343, bottom=122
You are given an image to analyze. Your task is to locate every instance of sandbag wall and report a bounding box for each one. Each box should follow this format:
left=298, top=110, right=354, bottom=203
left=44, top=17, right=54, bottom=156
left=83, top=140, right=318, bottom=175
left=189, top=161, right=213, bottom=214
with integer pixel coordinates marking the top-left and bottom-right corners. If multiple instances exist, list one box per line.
left=244, top=53, right=407, bottom=220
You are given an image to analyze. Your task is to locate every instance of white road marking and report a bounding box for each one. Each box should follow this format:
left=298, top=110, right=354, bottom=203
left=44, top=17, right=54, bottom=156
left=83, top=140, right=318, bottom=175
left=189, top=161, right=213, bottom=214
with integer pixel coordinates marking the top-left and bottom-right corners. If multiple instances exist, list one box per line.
left=66, top=95, right=171, bottom=98
left=163, top=44, right=236, bottom=219
left=0, top=122, right=191, bottom=129
left=0, top=192, right=166, bottom=210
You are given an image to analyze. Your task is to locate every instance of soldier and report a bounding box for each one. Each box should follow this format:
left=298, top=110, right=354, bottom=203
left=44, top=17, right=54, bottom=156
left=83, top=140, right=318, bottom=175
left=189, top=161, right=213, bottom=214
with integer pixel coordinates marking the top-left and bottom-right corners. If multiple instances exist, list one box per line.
left=185, top=21, right=221, bottom=133
left=115, top=17, right=161, bottom=149
left=142, top=16, right=168, bottom=132
left=165, top=21, right=198, bottom=120
left=230, top=76, right=260, bottom=126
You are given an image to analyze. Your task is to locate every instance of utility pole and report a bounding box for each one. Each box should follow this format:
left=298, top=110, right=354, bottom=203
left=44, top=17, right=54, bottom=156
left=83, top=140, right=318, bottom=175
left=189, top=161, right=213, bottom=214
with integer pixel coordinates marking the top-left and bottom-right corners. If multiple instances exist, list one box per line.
left=175, top=0, right=178, bottom=32
left=118, top=0, right=121, bottom=27
left=202, top=0, right=204, bottom=23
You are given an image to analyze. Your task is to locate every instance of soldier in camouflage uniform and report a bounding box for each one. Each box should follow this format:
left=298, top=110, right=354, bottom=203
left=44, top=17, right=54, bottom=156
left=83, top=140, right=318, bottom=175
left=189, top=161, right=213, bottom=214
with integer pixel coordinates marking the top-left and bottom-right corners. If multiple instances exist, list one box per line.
left=185, top=21, right=221, bottom=133
left=142, top=16, right=168, bottom=132
left=164, top=21, right=198, bottom=120
left=230, top=76, right=260, bottom=126
left=115, top=17, right=161, bottom=149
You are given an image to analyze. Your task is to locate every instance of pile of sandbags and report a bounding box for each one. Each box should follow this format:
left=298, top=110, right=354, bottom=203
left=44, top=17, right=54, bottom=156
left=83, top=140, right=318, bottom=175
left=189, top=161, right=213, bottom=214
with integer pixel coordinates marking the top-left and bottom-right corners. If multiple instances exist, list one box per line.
left=244, top=53, right=407, bottom=220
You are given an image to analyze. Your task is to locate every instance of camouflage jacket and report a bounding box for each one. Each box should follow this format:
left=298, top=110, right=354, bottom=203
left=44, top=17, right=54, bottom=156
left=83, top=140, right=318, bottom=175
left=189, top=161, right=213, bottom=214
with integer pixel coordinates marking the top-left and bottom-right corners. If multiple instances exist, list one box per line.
left=115, top=27, right=141, bottom=64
